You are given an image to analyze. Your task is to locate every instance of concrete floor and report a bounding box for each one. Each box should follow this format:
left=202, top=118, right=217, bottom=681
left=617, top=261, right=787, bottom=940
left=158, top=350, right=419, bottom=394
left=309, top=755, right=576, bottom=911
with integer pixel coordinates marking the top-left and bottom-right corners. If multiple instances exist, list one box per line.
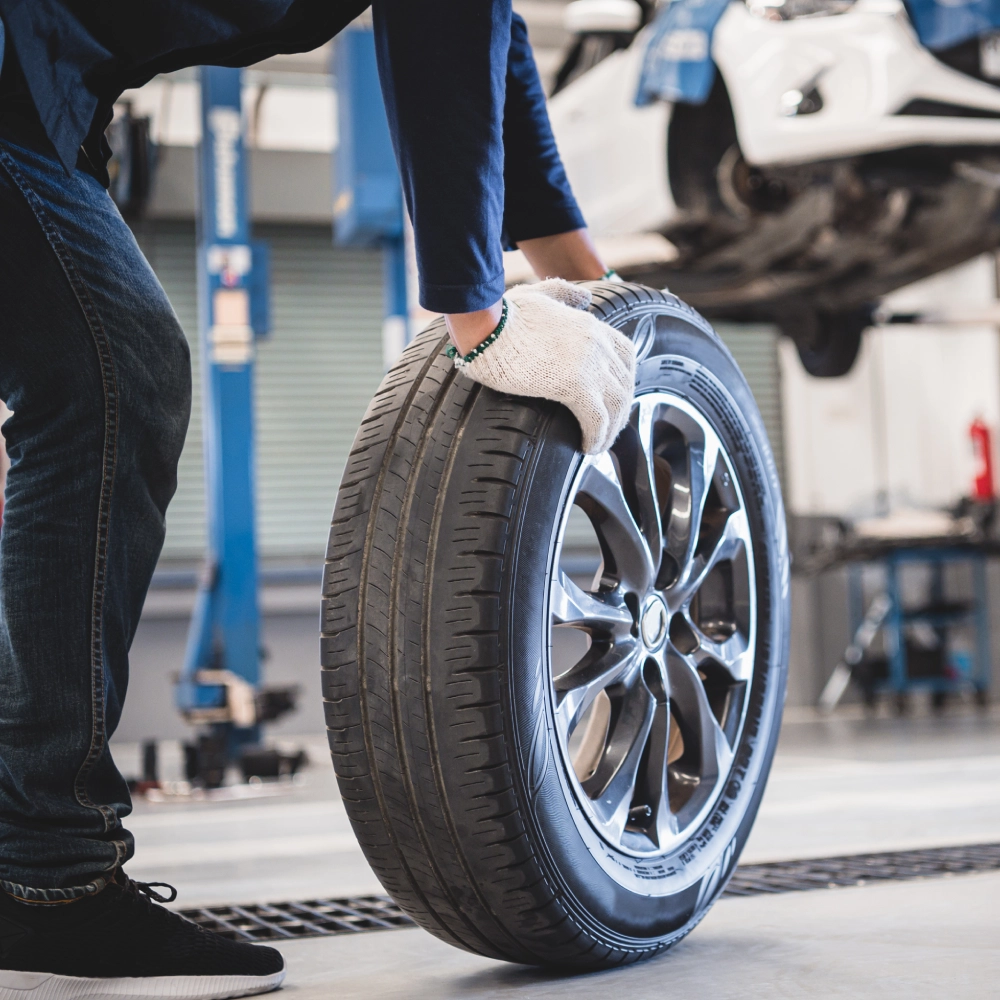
left=274, top=872, right=1000, bottom=999
left=108, top=705, right=1000, bottom=996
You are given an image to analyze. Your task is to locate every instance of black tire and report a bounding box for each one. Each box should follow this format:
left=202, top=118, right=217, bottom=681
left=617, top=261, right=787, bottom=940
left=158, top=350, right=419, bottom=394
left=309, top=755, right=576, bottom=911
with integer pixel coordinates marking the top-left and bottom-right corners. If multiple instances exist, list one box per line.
left=792, top=306, right=871, bottom=378
left=322, top=282, right=790, bottom=970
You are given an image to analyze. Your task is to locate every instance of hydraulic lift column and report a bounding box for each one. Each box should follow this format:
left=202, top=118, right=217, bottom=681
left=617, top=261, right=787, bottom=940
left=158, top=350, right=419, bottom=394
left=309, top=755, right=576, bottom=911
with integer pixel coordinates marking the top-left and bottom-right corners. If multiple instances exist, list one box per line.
left=175, top=66, right=284, bottom=787
left=333, top=24, right=411, bottom=361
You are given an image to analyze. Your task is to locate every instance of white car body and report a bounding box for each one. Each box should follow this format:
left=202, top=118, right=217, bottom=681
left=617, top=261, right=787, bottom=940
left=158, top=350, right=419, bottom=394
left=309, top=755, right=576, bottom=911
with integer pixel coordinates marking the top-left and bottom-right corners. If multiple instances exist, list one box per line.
left=552, top=0, right=1000, bottom=230
left=549, top=41, right=676, bottom=236
left=719, top=0, right=1000, bottom=164
left=548, top=0, right=1000, bottom=374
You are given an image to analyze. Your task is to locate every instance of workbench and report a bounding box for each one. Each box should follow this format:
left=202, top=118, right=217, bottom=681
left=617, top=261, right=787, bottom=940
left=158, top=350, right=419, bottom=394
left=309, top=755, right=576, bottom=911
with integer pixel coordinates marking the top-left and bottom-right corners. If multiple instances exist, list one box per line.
left=807, top=529, right=998, bottom=712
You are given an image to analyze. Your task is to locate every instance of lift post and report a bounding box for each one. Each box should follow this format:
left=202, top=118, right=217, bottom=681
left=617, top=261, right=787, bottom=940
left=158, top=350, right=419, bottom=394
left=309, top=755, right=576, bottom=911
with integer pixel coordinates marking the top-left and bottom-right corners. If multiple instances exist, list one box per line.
left=332, top=24, right=411, bottom=361
left=176, top=66, right=282, bottom=787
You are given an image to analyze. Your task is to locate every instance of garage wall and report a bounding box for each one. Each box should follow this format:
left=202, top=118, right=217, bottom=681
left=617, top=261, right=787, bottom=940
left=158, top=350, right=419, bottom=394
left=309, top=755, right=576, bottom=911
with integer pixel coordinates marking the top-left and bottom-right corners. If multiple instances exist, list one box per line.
left=781, top=256, right=1000, bottom=518
left=134, top=221, right=385, bottom=562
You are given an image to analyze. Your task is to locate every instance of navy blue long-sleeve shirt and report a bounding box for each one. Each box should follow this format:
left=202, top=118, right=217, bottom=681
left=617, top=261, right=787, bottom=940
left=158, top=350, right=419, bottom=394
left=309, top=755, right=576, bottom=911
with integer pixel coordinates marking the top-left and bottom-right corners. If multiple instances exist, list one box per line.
left=0, top=1, right=583, bottom=312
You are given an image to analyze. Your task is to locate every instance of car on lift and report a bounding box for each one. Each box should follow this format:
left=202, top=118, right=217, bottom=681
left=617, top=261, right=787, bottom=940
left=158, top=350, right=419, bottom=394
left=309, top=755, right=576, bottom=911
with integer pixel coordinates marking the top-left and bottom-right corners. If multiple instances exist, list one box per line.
left=548, top=0, right=1000, bottom=375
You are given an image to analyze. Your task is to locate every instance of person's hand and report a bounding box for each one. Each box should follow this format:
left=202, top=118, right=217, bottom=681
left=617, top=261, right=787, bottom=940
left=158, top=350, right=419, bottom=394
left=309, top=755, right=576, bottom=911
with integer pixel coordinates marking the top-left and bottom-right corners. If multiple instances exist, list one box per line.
left=449, top=279, right=636, bottom=455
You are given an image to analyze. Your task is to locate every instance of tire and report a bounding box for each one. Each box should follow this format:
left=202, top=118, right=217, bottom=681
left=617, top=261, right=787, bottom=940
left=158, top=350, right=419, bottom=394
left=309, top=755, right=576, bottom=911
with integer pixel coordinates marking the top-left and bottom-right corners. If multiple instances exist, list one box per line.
left=791, top=306, right=871, bottom=378
left=322, top=282, right=790, bottom=970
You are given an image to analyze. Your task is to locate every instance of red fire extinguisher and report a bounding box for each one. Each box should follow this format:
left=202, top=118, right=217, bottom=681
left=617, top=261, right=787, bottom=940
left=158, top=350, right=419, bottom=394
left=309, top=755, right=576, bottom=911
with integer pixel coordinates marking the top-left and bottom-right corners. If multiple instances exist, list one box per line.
left=970, top=418, right=995, bottom=501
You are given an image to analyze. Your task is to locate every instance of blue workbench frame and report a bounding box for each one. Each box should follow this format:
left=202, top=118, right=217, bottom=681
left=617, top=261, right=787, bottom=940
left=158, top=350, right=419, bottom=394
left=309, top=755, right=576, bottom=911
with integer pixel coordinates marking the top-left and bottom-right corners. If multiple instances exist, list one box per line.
left=847, top=548, right=992, bottom=701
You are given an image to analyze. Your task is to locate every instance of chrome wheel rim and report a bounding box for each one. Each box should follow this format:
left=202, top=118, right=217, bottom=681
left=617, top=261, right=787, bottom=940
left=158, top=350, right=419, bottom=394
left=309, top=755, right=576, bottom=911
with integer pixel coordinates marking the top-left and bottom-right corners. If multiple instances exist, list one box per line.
left=548, top=390, right=757, bottom=857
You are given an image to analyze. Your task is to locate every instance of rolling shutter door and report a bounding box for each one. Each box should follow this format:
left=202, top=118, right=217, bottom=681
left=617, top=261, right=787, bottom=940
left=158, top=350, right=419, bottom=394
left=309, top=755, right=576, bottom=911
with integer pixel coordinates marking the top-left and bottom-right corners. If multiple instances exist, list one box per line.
left=133, top=221, right=385, bottom=562
left=254, top=225, right=384, bottom=558
left=715, top=322, right=786, bottom=489
left=132, top=224, right=784, bottom=562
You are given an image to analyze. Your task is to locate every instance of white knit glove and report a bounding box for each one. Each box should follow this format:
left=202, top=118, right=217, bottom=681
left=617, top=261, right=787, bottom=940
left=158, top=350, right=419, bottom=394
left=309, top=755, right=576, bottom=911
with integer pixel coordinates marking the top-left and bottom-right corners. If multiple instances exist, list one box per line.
left=450, top=280, right=637, bottom=455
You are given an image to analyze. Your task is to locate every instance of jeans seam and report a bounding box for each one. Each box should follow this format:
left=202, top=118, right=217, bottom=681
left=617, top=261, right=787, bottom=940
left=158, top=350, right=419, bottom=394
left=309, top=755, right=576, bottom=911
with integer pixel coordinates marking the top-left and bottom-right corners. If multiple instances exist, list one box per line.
left=1, top=875, right=111, bottom=903
left=0, top=148, right=121, bottom=840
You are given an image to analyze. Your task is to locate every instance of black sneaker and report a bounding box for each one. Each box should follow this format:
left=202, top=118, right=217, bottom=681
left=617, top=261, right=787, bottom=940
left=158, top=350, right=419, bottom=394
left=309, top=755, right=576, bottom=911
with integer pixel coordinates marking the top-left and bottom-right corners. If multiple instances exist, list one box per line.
left=0, top=874, right=285, bottom=999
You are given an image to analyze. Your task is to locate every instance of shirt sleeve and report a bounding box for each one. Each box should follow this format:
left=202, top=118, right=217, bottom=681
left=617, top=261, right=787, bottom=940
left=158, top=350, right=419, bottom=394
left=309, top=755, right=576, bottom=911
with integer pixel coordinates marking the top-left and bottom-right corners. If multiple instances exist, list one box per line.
left=501, top=12, right=585, bottom=249
left=372, top=0, right=510, bottom=314
left=372, top=2, right=586, bottom=314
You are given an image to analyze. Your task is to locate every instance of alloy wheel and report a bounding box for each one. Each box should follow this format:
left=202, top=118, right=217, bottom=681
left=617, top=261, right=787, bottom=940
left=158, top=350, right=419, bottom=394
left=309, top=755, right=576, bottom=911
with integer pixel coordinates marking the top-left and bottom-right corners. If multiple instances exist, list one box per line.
left=549, top=390, right=757, bottom=857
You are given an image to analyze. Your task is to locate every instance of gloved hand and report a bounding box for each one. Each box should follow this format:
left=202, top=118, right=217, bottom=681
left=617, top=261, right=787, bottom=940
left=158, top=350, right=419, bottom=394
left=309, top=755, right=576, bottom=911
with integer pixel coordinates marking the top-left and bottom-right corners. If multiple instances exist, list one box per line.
left=449, top=279, right=637, bottom=455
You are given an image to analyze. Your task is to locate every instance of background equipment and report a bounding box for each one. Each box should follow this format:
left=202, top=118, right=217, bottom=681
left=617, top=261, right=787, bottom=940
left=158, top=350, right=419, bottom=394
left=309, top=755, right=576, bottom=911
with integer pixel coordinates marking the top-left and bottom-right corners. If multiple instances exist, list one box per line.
left=332, top=24, right=411, bottom=365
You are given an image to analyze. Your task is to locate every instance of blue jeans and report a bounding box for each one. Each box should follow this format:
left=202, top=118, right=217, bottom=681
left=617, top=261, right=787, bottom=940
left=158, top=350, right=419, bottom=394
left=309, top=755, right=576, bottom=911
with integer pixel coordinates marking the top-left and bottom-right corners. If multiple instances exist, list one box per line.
left=0, top=137, right=191, bottom=901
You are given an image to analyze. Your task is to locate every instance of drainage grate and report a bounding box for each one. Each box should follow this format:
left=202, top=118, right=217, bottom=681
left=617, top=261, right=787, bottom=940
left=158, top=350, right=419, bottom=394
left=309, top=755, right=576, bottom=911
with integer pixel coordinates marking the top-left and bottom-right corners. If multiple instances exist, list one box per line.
left=182, top=842, right=1000, bottom=943
left=724, top=841, right=1000, bottom=897
left=179, top=895, right=415, bottom=942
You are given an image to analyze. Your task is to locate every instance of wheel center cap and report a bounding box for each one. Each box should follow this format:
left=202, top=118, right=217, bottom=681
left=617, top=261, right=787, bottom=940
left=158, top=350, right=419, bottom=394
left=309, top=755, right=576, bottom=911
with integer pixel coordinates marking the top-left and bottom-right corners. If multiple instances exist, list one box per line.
left=640, top=596, right=668, bottom=651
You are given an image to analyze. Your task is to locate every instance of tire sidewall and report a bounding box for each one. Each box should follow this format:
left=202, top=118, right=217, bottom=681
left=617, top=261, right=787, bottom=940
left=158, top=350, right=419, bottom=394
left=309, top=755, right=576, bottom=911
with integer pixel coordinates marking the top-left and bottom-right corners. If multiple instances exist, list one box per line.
left=502, top=301, right=790, bottom=947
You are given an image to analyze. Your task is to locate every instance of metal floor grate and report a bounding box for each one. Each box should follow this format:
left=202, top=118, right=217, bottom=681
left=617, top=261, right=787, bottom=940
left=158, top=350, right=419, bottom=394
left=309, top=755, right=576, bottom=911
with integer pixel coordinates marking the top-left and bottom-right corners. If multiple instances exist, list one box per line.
left=724, top=841, right=1000, bottom=897
left=182, top=842, right=1000, bottom=943
left=180, top=895, right=415, bottom=942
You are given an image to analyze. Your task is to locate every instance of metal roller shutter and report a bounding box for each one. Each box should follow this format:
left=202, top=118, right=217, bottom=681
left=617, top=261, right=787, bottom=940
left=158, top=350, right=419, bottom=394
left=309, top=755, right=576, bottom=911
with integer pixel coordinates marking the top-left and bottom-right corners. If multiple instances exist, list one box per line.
left=255, top=226, right=384, bottom=558
left=715, top=322, right=786, bottom=490
left=133, top=221, right=385, bottom=562
left=132, top=224, right=783, bottom=562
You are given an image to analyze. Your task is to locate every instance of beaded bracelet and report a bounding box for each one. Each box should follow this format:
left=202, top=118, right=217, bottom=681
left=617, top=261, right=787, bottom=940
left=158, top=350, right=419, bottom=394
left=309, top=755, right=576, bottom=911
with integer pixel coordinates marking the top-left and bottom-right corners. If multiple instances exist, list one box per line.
left=445, top=297, right=509, bottom=367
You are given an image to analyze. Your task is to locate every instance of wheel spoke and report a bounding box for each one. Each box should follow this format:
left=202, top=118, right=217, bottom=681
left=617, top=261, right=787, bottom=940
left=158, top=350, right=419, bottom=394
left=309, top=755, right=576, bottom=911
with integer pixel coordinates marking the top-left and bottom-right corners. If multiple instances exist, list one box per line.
left=577, top=453, right=655, bottom=593
left=670, top=507, right=749, bottom=612
left=581, top=677, right=656, bottom=843
left=555, top=642, right=640, bottom=740
left=640, top=699, right=680, bottom=848
left=690, top=625, right=753, bottom=683
left=551, top=570, right=633, bottom=637
left=663, top=425, right=721, bottom=597
left=666, top=650, right=734, bottom=795
left=612, top=397, right=663, bottom=572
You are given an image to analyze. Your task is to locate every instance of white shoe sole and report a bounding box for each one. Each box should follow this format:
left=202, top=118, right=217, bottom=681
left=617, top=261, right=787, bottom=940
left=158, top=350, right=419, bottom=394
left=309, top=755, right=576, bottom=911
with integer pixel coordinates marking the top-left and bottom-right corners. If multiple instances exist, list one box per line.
left=0, top=968, right=285, bottom=1000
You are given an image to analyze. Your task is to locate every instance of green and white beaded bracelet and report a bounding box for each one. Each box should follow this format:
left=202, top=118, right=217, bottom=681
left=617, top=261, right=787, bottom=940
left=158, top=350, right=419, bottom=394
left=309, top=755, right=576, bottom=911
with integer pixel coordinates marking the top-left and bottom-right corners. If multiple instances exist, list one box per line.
left=445, top=298, right=509, bottom=367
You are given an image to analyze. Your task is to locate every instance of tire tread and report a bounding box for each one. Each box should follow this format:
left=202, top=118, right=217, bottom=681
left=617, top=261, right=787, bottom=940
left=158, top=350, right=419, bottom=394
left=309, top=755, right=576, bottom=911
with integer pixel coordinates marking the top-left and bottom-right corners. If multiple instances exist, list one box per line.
left=322, top=283, right=784, bottom=969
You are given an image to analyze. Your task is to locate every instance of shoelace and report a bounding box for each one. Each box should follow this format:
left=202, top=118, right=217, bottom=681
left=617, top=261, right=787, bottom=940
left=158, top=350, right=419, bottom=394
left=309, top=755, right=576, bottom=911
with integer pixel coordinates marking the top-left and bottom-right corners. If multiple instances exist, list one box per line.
left=129, top=879, right=178, bottom=904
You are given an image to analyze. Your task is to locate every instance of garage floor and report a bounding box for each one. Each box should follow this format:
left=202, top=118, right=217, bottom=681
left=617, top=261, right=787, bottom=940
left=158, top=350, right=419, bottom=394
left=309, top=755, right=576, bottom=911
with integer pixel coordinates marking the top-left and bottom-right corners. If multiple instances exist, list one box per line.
left=111, top=706, right=1000, bottom=998
left=275, top=873, right=1000, bottom=999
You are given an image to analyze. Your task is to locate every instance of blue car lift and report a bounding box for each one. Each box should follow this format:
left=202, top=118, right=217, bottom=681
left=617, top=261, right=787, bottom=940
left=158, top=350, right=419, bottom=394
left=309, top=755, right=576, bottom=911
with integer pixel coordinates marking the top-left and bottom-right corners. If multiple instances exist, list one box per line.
left=333, top=25, right=410, bottom=357
left=175, top=44, right=407, bottom=786
left=175, top=66, right=295, bottom=787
